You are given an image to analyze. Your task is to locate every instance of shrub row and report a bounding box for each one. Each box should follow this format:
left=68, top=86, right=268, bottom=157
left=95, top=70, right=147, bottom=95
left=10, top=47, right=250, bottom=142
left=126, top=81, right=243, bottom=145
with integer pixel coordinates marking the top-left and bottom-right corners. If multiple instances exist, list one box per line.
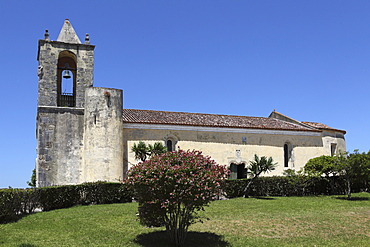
left=0, top=188, right=40, bottom=223
left=223, top=176, right=368, bottom=198
left=0, top=182, right=132, bottom=223
left=2, top=176, right=367, bottom=223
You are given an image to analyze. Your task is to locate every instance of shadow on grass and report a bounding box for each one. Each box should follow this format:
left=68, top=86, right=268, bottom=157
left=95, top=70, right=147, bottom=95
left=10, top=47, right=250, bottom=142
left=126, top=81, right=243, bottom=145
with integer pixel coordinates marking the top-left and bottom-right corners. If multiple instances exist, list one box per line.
left=335, top=196, right=369, bottom=201
left=252, top=196, right=275, bottom=200
left=0, top=214, right=27, bottom=225
left=134, top=230, right=231, bottom=247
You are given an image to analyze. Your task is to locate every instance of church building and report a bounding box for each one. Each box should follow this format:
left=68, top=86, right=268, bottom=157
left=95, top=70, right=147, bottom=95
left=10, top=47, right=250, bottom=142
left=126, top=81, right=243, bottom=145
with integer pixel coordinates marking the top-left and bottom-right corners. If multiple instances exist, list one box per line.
left=36, top=20, right=346, bottom=187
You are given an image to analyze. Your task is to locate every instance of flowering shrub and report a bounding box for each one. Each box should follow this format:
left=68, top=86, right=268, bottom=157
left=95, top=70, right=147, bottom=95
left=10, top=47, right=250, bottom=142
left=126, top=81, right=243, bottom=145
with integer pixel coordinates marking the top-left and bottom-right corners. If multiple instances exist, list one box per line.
left=126, top=149, right=229, bottom=246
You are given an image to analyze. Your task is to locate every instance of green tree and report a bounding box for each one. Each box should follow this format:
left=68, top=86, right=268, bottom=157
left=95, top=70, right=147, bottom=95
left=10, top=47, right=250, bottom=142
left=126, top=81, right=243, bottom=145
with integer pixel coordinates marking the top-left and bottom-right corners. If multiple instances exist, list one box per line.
left=283, top=168, right=319, bottom=196
left=304, top=155, right=337, bottom=177
left=126, top=149, right=229, bottom=246
left=131, top=141, right=149, bottom=161
left=335, top=150, right=370, bottom=200
left=148, top=142, right=168, bottom=156
left=131, top=141, right=167, bottom=162
left=349, top=150, right=370, bottom=189
left=244, top=154, right=277, bottom=197
left=304, top=155, right=338, bottom=194
left=27, top=168, right=36, bottom=187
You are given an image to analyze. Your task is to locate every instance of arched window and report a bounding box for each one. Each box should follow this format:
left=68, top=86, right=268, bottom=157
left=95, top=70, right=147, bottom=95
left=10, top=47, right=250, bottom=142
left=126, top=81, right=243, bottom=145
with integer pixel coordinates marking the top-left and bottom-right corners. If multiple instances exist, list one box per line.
left=164, top=134, right=178, bottom=152
left=331, top=143, right=337, bottom=156
left=166, top=139, right=173, bottom=152
left=284, top=142, right=293, bottom=167
left=57, top=51, right=77, bottom=107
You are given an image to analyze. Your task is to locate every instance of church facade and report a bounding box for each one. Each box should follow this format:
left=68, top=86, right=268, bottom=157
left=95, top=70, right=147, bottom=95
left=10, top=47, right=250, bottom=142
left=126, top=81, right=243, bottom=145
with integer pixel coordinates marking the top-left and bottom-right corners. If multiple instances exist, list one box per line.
left=36, top=20, right=346, bottom=187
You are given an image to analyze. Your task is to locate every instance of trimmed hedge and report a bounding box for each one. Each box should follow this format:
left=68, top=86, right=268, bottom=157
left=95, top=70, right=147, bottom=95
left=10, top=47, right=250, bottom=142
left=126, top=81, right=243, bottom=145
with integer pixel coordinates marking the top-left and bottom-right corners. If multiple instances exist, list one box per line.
left=2, top=176, right=367, bottom=223
left=38, top=185, right=81, bottom=211
left=223, top=175, right=368, bottom=198
left=79, top=182, right=132, bottom=205
left=0, top=188, right=40, bottom=223
left=38, top=182, right=133, bottom=211
left=0, top=182, right=132, bottom=223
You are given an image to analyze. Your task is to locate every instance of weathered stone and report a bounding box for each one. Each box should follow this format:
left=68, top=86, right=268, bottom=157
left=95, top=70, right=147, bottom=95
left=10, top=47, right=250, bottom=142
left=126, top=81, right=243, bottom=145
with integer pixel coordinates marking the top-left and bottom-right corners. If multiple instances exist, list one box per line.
left=36, top=20, right=346, bottom=186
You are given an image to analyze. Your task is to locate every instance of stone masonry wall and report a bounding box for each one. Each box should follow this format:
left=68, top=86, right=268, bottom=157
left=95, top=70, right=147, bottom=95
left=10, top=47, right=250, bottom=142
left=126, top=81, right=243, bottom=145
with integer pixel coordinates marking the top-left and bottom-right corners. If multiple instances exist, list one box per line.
left=37, top=40, right=95, bottom=108
left=36, top=39, right=95, bottom=186
left=82, top=87, right=124, bottom=183
left=37, top=107, right=84, bottom=186
left=123, top=127, right=337, bottom=176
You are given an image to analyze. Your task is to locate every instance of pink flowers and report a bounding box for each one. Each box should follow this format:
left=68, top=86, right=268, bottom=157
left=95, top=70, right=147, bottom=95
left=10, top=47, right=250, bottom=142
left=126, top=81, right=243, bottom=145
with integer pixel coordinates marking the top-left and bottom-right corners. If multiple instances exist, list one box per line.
left=126, top=149, right=229, bottom=231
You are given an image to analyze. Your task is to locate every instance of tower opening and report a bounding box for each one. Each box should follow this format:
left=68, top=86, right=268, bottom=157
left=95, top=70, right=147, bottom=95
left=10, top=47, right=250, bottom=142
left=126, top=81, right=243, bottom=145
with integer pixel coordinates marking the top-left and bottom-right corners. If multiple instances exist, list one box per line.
left=57, top=51, right=77, bottom=107
left=62, top=69, right=74, bottom=94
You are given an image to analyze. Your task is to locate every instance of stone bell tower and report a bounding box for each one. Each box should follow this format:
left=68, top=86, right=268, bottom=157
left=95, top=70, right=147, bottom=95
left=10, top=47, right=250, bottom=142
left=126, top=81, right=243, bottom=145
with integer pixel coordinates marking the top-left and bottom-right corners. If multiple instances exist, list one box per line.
left=36, top=19, right=95, bottom=187
left=36, top=20, right=124, bottom=187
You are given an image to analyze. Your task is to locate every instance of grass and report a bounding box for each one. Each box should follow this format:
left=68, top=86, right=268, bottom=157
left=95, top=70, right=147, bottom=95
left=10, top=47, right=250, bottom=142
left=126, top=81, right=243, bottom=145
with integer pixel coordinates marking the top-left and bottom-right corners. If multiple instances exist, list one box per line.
left=0, top=193, right=369, bottom=246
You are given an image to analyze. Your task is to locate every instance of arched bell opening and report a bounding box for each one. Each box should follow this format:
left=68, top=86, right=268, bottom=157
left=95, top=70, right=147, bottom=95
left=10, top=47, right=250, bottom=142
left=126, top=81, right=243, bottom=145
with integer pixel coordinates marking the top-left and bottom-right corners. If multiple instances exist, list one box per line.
left=57, top=50, right=77, bottom=107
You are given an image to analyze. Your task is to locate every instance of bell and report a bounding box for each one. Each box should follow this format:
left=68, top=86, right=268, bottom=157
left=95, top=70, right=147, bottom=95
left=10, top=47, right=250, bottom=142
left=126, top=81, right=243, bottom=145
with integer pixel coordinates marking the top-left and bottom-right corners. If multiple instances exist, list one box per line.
left=63, top=70, right=71, bottom=79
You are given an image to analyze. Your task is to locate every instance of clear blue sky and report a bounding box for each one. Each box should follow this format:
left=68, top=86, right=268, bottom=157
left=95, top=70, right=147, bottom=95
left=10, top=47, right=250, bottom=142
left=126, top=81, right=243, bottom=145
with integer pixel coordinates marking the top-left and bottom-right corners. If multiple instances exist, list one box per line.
left=1, top=1, right=369, bottom=188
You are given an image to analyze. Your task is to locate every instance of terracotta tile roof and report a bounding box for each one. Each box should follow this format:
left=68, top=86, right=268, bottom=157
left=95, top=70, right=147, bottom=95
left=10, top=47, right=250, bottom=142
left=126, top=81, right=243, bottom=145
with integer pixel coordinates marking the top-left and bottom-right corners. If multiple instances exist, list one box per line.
left=122, top=109, right=321, bottom=132
left=302, top=121, right=346, bottom=134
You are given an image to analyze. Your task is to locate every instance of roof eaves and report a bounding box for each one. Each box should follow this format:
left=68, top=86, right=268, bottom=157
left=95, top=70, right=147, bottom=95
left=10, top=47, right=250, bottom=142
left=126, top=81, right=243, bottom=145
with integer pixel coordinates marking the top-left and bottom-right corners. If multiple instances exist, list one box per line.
left=123, top=119, right=322, bottom=132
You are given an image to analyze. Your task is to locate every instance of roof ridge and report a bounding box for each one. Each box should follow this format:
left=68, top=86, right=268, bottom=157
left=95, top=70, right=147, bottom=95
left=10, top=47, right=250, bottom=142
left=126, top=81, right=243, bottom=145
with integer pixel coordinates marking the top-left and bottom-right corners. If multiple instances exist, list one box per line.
left=302, top=121, right=346, bottom=134
left=122, top=108, right=321, bottom=132
left=268, top=110, right=318, bottom=129
left=123, top=108, right=266, bottom=119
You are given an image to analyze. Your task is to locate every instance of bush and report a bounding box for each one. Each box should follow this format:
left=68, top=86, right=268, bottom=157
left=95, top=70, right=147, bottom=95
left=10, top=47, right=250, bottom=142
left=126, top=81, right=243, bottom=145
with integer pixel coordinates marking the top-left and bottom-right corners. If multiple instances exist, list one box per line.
left=137, top=202, right=166, bottom=227
left=0, top=189, right=40, bottom=223
left=0, top=189, right=19, bottom=223
left=38, top=182, right=133, bottom=211
left=38, top=186, right=81, bottom=211
left=222, top=175, right=362, bottom=198
left=127, top=149, right=229, bottom=246
left=79, top=182, right=133, bottom=205
left=0, top=182, right=133, bottom=223
left=222, top=179, right=248, bottom=198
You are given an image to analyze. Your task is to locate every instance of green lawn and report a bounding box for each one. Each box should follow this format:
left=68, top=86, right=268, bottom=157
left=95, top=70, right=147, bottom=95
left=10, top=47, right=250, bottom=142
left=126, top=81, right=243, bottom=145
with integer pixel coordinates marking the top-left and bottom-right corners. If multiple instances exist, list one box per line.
left=1, top=193, right=369, bottom=246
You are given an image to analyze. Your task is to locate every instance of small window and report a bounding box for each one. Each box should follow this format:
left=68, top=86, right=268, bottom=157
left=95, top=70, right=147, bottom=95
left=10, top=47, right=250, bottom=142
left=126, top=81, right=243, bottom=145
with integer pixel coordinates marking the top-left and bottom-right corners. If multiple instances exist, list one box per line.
left=331, top=143, right=337, bottom=156
left=164, top=135, right=178, bottom=152
left=284, top=142, right=293, bottom=167
left=242, top=136, right=247, bottom=144
left=166, top=139, right=173, bottom=152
